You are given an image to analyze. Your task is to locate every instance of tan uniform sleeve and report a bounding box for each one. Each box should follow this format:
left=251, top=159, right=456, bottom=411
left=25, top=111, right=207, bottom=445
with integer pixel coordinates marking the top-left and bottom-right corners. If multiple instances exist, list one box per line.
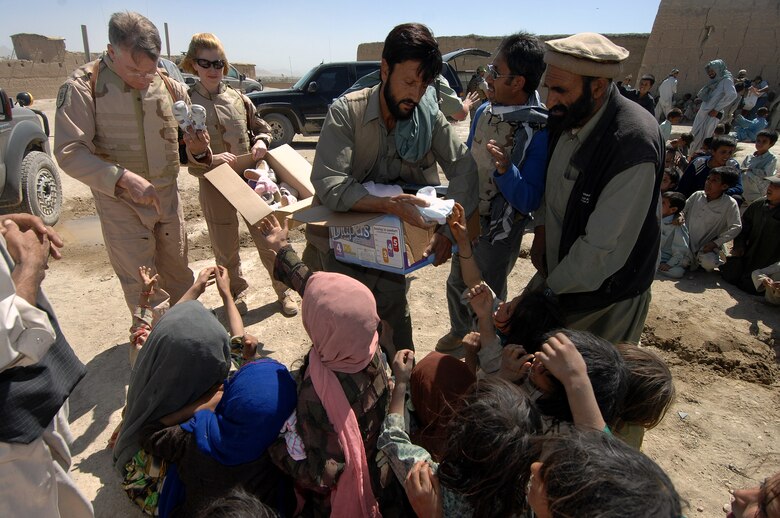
left=242, top=93, right=272, bottom=147
left=54, top=78, right=124, bottom=197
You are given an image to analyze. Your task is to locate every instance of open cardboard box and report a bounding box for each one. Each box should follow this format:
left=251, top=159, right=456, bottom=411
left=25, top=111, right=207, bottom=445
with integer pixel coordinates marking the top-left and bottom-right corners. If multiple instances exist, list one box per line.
left=203, top=144, right=315, bottom=226
left=292, top=204, right=479, bottom=275
left=292, top=205, right=436, bottom=274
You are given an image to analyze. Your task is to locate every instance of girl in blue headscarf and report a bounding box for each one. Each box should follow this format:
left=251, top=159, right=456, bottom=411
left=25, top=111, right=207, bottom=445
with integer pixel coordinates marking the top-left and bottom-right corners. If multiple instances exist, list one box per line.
left=139, top=358, right=298, bottom=518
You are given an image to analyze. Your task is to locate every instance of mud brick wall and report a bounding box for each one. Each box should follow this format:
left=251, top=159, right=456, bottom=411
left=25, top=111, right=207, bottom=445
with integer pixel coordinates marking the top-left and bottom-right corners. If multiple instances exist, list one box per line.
left=640, top=0, right=780, bottom=98
left=0, top=53, right=87, bottom=99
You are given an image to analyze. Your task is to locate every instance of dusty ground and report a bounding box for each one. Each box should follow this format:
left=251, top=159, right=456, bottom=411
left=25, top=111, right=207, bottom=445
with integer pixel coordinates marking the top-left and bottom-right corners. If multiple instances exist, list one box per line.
left=28, top=98, right=780, bottom=518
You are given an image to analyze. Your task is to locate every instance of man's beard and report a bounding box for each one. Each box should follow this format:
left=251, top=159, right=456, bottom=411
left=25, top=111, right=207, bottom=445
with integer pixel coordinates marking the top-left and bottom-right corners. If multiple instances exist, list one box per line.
left=384, top=77, right=418, bottom=121
left=546, top=83, right=596, bottom=132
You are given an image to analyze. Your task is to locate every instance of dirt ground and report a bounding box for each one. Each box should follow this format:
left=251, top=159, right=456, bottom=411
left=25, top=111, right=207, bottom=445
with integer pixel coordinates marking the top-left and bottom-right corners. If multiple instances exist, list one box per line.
left=29, top=98, right=780, bottom=518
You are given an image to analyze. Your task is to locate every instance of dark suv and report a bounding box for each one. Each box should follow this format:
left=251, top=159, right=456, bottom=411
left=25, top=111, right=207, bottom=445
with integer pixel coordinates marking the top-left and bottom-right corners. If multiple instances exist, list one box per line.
left=248, top=49, right=490, bottom=147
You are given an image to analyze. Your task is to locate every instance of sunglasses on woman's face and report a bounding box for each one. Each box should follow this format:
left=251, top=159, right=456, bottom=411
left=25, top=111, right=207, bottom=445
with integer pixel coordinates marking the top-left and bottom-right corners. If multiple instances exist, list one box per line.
left=195, top=58, right=225, bottom=70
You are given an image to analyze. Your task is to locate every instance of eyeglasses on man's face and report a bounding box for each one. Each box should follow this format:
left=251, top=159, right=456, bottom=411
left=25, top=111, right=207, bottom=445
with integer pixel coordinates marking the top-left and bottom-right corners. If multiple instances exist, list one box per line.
left=487, top=64, right=519, bottom=80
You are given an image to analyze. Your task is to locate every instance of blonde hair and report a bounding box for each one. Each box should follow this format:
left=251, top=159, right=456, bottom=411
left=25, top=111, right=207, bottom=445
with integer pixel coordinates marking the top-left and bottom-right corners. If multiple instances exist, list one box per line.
left=181, top=33, right=228, bottom=74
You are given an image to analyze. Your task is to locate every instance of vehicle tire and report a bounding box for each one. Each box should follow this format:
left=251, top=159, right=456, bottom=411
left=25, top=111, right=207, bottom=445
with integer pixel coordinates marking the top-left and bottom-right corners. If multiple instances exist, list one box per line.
left=264, top=113, right=295, bottom=148
left=19, top=151, right=62, bottom=226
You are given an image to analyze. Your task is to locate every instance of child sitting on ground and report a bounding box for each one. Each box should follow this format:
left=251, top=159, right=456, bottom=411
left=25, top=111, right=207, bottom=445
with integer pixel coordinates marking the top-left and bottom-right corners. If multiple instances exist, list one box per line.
left=741, top=129, right=778, bottom=204
left=752, top=260, right=780, bottom=305
left=721, top=175, right=780, bottom=293
left=660, top=167, right=681, bottom=193
left=658, top=192, right=693, bottom=278
left=660, top=108, right=683, bottom=142
left=733, top=107, right=770, bottom=142
left=670, top=132, right=694, bottom=170
left=683, top=167, right=742, bottom=272
left=679, top=135, right=742, bottom=198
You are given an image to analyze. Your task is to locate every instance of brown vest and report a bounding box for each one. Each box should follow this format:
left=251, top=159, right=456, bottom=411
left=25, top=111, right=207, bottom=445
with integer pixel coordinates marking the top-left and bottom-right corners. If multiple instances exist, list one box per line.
left=90, top=58, right=181, bottom=187
left=189, top=82, right=250, bottom=157
left=470, top=107, right=516, bottom=215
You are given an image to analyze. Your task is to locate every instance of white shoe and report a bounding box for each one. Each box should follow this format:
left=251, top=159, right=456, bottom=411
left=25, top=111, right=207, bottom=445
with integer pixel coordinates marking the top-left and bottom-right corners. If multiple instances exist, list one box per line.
left=190, top=104, right=207, bottom=131
left=172, top=100, right=191, bottom=131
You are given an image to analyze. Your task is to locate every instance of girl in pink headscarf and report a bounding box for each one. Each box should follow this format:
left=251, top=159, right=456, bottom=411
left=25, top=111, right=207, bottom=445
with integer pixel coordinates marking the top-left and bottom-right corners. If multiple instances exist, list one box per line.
left=257, top=218, right=405, bottom=517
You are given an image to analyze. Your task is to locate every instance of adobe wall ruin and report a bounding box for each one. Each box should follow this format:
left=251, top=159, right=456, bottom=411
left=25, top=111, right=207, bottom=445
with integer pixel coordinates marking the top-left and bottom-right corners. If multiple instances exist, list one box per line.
left=639, top=0, right=780, bottom=97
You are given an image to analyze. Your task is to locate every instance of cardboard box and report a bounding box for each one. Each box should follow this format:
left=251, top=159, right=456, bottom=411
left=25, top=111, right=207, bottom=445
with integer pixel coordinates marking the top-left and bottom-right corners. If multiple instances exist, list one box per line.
left=204, top=144, right=314, bottom=226
left=293, top=205, right=437, bottom=274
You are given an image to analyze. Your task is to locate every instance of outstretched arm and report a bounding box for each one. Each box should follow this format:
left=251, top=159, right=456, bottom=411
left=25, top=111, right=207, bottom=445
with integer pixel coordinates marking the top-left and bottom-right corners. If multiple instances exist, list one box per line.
left=536, top=332, right=606, bottom=431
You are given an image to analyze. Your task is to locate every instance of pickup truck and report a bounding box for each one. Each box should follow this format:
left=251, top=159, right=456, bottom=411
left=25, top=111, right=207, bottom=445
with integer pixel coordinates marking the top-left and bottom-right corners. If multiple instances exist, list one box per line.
left=248, top=49, right=491, bottom=147
left=0, top=89, right=62, bottom=225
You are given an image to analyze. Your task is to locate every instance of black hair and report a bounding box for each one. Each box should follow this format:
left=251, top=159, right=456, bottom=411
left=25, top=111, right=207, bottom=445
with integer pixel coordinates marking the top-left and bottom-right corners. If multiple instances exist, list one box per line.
left=195, top=488, right=277, bottom=518
left=710, top=134, right=737, bottom=152
left=758, top=129, right=779, bottom=145
left=640, top=74, right=655, bottom=86
left=496, top=32, right=546, bottom=95
left=701, top=137, right=713, bottom=150
left=438, top=378, right=543, bottom=518
left=663, top=168, right=681, bottom=188
left=108, top=11, right=161, bottom=60
left=735, top=82, right=746, bottom=93
left=663, top=190, right=686, bottom=213
left=757, top=106, right=770, bottom=116
left=382, top=23, right=442, bottom=84
left=538, top=431, right=685, bottom=517
left=679, top=132, right=694, bottom=144
left=709, top=166, right=739, bottom=188
left=535, top=329, right=628, bottom=426
left=615, top=343, right=676, bottom=429
left=714, top=123, right=726, bottom=135
left=503, top=292, right=565, bottom=354
left=667, top=108, right=683, bottom=119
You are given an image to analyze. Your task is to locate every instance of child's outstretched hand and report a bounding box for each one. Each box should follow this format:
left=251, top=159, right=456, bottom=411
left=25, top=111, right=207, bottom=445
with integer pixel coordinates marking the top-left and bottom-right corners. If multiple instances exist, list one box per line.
left=242, top=333, right=259, bottom=361
left=192, top=266, right=217, bottom=297
left=446, top=202, right=469, bottom=247
left=215, top=265, right=231, bottom=301
left=392, top=349, right=415, bottom=385
left=535, top=332, right=587, bottom=387
left=138, top=266, right=159, bottom=295
left=462, top=331, right=481, bottom=375
left=257, top=214, right=289, bottom=253
left=405, top=461, right=443, bottom=518
left=499, top=344, right=534, bottom=382
left=466, top=282, right=494, bottom=320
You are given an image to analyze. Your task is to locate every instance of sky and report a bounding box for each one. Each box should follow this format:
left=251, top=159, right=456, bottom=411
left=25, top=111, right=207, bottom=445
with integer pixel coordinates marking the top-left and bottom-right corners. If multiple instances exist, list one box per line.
left=0, top=0, right=663, bottom=76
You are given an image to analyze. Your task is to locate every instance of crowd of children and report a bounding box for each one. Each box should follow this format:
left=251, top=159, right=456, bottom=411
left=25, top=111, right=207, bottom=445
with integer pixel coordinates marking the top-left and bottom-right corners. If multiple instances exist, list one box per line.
left=102, top=209, right=701, bottom=518
left=655, top=71, right=780, bottom=308
left=98, top=57, right=780, bottom=518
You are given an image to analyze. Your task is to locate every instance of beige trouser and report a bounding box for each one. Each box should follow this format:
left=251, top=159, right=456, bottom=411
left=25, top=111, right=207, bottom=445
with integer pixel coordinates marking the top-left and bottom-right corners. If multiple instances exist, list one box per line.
left=566, top=289, right=652, bottom=345
left=198, top=178, right=287, bottom=299
left=93, top=183, right=194, bottom=315
left=0, top=403, right=93, bottom=518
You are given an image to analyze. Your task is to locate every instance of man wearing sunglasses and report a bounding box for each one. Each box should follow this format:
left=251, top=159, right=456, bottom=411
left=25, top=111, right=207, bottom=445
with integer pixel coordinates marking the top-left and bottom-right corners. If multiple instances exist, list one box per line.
left=529, top=33, right=663, bottom=345
left=305, top=23, right=478, bottom=351
left=439, top=32, right=548, bottom=358
left=55, top=12, right=205, bottom=337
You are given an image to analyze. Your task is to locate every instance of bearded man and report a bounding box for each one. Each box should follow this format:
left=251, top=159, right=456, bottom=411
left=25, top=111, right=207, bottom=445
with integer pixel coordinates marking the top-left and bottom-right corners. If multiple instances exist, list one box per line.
left=529, top=33, right=664, bottom=344
left=304, top=23, right=478, bottom=350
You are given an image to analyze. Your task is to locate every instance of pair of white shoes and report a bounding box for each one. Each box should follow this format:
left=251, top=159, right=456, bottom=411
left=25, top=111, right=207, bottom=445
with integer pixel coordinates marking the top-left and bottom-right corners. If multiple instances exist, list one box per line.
left=173, top=100, right=207, bottom=132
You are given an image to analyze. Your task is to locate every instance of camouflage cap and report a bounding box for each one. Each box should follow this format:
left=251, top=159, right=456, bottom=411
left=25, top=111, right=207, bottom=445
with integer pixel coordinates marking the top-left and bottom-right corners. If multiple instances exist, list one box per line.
left=544, top=32, right=629, bottom=79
